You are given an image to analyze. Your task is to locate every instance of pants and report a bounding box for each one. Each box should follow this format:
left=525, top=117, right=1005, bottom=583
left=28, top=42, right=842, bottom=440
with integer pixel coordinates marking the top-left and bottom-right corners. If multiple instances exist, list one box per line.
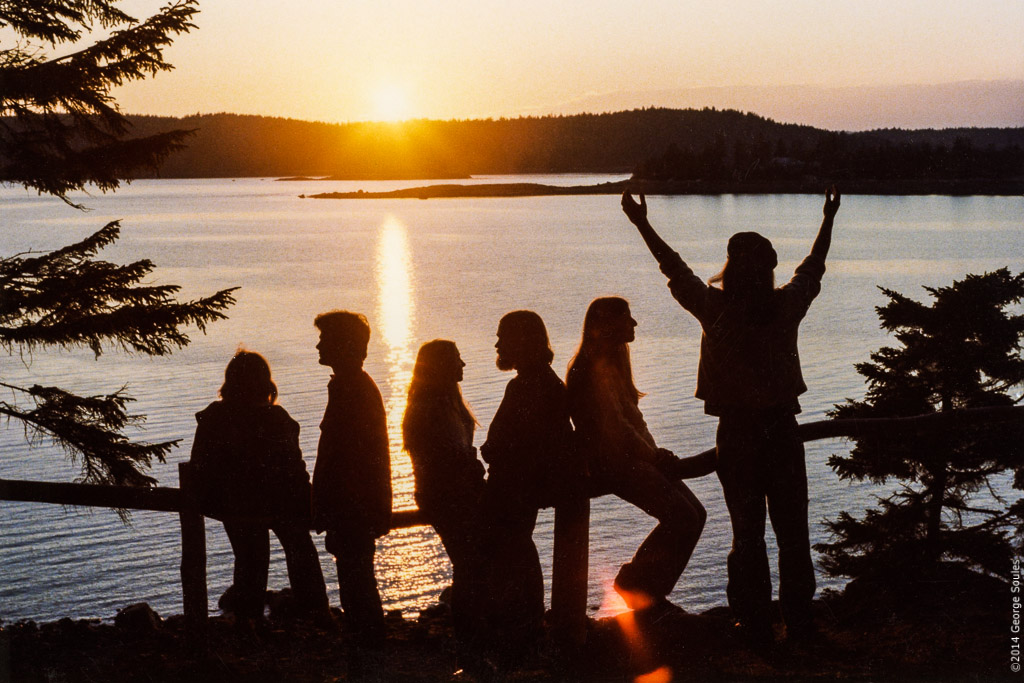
left=611, top=460, right=707, bottom=599
left=325, top=529, right=385, bottom=639
left=428, top=503, right=487, bottom=649
left=223, top=521, right=331, bottom=622
left=481, top=491, right=544, bottom=656
left=715, top=411, right=815, bottom=630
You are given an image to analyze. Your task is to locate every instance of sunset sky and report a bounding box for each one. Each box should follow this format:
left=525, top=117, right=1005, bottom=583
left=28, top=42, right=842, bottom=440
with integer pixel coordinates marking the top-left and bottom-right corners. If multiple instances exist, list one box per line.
left=113, top=0, right=1024, bottom=130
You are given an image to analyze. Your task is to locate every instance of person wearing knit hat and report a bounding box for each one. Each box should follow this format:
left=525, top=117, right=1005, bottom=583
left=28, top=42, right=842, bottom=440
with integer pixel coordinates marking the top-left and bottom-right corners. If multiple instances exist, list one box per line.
left=622, top=187, right=841, bottom=649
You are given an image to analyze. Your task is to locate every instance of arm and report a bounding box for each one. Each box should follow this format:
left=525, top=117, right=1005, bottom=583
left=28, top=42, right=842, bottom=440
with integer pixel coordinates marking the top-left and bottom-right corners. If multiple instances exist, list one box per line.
left=621, top=192, right=676, bottom=264
left=661, top=448, right=717, bottom=479
left=810, top=186, right=841, bottom=261
left=622, top=191, right=710, bottom=316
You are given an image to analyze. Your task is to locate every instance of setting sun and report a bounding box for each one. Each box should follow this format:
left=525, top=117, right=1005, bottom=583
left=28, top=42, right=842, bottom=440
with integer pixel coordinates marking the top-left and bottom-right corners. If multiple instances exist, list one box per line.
left=372, top=83, right=412, bottom=122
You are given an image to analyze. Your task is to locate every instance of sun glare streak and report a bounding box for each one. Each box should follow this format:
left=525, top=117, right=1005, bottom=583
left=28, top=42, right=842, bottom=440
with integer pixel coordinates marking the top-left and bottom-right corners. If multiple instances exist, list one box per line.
left=601, top=577, right=628, bottom=613
left=636, top=667, right=673, bottom=683
left=375, top=215, right=416, bottom=508
left=608, top=580, right=672, bottom=683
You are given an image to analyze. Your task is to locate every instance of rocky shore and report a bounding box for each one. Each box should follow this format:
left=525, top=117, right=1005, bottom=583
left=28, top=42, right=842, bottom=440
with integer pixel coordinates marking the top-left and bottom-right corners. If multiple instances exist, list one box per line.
left=4, top=566, right=1012, bottom=682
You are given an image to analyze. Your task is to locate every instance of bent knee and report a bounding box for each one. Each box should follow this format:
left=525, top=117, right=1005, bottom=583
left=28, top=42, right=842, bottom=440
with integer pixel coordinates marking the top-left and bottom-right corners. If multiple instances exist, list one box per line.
left=661, top=497, right=707, bottom=533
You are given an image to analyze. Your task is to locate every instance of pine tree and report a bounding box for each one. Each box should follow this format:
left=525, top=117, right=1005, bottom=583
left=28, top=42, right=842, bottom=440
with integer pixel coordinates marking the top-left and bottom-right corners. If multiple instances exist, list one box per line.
left=1, top=1, right=236, bottom=488
left=816, top=270, right=1024, bottom=581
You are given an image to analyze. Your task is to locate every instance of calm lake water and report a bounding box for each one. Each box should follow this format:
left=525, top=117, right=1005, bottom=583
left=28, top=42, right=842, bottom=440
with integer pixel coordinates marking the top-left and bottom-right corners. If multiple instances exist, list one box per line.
left=1, top=177, right=1022, bottom=623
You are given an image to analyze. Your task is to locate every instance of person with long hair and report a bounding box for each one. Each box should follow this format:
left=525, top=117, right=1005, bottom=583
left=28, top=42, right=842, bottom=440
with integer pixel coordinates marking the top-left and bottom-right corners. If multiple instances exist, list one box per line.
left=480, top=310, right=579, bottom=661
left=402, top=339, right=486, bottom=653
left=190, top=350, right=332, bottom=631
left=621, top=188, right=840, bottom=646
left=566, top=297, right=711, bottom=614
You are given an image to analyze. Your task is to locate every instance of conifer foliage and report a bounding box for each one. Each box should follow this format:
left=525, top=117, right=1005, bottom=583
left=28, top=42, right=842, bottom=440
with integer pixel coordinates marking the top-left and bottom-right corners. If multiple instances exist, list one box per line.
left=1, top=1, right=236, bottom=488
left=1, top=0, right=199, bottom=205
left=816, top=270, right=1024, bottom=580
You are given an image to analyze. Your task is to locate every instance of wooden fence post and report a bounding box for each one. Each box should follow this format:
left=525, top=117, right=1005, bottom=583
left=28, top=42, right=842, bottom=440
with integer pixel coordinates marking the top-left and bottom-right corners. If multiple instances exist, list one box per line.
left=178, top=462, right=208, bottom=652
left=551, top=495, right=590, bottom=652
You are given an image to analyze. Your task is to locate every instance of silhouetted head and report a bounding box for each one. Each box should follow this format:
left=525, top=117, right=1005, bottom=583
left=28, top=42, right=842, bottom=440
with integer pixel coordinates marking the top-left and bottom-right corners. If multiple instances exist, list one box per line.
left=581, top=296, right=637, bottom=346
left=411, top=339, right=465, bottom=387
left=219, top=350, right=277, bottom=405
left=404, top=339, right=476, bottom=450
left=314, top=310, right=370, bottom=372
left=709, top=231, right=777, bottom=298
left=495, top=310, right=554, bottom=372
left=566, top=297, right=642, bottom=404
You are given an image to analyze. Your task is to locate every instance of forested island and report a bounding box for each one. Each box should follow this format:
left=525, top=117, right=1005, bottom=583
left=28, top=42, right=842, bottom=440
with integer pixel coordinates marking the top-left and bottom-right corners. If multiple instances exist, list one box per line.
left=110, top=109, right=1024, bottom=195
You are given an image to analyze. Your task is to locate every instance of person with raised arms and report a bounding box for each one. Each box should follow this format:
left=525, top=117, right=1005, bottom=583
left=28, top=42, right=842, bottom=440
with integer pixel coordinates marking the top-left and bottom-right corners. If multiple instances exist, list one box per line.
left=621, top=188, right=840, bottom=646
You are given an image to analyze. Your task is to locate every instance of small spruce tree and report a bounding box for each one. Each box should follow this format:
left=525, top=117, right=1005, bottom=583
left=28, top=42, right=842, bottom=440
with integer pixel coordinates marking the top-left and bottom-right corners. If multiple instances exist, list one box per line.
left=816, top=269, right=1024, bottom=581
left=1, top=1, right=236, bottom=488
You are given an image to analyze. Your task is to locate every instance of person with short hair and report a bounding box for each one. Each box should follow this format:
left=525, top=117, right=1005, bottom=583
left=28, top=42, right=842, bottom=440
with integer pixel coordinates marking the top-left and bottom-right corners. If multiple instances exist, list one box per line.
left=190, top=350, right=331, bottom=631
left=621, top=188, right=840, bottom=645
left=311, top=310, right=392, bottom=644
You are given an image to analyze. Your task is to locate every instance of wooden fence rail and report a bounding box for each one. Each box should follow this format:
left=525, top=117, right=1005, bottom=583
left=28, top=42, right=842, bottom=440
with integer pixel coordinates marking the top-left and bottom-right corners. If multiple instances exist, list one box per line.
left=2, top=405, right=1021, bottom=651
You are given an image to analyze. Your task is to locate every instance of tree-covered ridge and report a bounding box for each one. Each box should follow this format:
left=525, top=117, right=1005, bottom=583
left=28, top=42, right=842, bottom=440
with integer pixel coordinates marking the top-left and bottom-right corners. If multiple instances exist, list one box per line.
left=636, top=123, right=1024, bottom=184
left=110, top=108, right=1024, bottom=181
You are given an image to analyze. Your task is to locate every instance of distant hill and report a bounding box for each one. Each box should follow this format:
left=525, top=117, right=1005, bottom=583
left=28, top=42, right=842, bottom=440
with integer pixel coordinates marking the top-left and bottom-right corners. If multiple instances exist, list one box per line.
left=120, top=109, right=1024, bottom=181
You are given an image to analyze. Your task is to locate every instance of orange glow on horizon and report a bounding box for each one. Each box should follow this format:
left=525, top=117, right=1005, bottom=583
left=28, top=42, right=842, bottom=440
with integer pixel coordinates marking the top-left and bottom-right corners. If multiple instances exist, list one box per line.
left=109, top=2, right=1024, bottom=131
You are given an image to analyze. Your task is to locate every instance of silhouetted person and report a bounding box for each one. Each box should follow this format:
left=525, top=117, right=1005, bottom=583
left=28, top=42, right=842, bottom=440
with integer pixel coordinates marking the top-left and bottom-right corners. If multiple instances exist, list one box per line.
left=566, top=297, right=709, bottom=613
left=311, top=311, right=392, bottom=644
left=480, top=310, right=577, bottom=661
left=622, top=188, right=841, bottom=645
left=402, top=340, right=486, bottom=655
left=190, top=350, right=332, bottom=631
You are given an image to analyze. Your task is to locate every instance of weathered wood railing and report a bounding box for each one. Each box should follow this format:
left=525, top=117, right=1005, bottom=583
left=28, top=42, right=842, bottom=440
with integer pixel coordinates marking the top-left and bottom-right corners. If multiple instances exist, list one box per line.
left=0, top=464, right=432, bottom=651
left=2, top=405, right=1021, bottom=651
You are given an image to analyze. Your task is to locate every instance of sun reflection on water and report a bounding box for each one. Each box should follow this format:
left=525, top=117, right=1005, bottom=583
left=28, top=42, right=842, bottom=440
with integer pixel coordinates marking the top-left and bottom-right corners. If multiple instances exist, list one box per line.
left=374, top=214, right=453, bottom=616
left=375, top=215, right=416, bottom=510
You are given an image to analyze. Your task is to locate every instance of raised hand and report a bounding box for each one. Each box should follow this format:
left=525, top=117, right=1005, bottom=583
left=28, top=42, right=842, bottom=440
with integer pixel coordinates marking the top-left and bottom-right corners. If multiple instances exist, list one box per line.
left=621, top=191, right=676, bottom=262
left=811, top=186, right=840, bottom=259
left=823, top=186, right=841, bottom=219
left=621, top=191, right=648, bottom=226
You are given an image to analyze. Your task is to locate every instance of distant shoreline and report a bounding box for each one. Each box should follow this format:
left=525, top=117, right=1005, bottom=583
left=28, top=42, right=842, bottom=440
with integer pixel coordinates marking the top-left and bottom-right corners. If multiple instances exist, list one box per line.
left=278, top=174, right=472, bottom=182
left=303, top=178, right=1024, bottom=199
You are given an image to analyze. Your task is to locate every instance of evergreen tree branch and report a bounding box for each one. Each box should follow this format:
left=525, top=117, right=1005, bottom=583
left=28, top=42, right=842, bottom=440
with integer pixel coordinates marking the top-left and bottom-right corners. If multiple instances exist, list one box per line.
left=0, top=380, right=175, bottom=488
left=0, top=0, right=199, bottom=203
left=0, top=221, right=237, bottom=355
left=0, top=1, right=234, bottom=506
left=0, top=2, right=135, bottom=45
